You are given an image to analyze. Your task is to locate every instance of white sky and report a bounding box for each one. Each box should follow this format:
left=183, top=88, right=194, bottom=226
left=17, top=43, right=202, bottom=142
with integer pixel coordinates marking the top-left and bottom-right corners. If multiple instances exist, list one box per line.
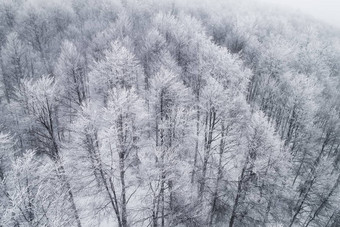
left=259, top=0, right=340, bottom=28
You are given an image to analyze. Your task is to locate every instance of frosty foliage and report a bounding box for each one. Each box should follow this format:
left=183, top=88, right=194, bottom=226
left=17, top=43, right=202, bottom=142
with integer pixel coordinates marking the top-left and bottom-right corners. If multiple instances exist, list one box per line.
left=0, top=0, right=339, bottom=226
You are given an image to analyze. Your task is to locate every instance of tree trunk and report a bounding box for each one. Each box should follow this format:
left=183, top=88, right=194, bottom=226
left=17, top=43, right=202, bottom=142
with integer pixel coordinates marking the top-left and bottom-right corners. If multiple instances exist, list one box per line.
left=199, top=107, right=216, bottom=197
left=119, top=152, right=128, bottom=227
left=229, top=154, right=249, bottom=227
left=209, top=123, right=225, bottom=226
left=58, top=165, right=82, bottom=227
left=0, top=46, right=11, bottom=103
left=191, top=94, right=200, bottom=184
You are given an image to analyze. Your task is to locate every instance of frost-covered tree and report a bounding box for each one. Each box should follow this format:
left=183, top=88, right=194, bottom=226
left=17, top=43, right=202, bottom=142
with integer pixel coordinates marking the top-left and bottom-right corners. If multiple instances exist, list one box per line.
left=1, top=33, right=34, bottom=102
left=74, top=88, right=145, bottom=227
left=140, top=67, right=193, bottom=226
left=88, top=41, right=143, bottom=104
left=0, top=0, right=338, bottom=226
left=17, top=76, right=83, bottom=227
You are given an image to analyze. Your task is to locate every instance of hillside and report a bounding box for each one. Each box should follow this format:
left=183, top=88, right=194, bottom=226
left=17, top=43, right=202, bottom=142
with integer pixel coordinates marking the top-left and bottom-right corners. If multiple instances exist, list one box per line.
left=0, top=0, right=340, bottom=226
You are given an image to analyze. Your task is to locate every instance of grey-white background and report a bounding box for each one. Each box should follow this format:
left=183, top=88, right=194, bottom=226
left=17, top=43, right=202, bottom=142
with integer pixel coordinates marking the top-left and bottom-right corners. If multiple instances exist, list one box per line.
left=260, top=0, right=340, bottom=28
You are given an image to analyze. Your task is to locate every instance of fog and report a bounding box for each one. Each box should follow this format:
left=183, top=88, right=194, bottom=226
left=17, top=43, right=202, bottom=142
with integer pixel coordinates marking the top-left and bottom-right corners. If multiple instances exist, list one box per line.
left=260, top=0, right=340, bottom=28
left=1, top=0, right=340, bottom=226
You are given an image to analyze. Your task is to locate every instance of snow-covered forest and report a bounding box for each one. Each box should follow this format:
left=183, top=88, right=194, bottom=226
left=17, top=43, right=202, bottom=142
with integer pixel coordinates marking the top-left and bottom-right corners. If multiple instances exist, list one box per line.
left=0, top=0, right=340, bottom=226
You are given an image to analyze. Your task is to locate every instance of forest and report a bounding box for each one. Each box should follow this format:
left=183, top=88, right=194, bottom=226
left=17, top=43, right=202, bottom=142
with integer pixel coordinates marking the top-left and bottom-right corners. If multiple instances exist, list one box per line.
left=0, top=0, right=340, bottom=226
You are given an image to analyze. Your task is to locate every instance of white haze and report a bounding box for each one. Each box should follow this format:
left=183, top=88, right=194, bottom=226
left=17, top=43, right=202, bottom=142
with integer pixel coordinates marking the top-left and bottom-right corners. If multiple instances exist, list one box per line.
left=259, top=0, right=340, bottom=28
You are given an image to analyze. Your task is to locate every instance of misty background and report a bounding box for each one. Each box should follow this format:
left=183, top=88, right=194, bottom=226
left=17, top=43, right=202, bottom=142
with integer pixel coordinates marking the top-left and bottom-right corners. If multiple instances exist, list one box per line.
left=260, top=0, right=340, bottom=28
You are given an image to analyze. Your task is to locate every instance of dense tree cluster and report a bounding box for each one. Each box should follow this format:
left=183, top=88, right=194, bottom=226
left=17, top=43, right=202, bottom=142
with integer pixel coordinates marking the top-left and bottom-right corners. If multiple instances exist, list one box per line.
left=0, top=0, right=340, bottom=226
